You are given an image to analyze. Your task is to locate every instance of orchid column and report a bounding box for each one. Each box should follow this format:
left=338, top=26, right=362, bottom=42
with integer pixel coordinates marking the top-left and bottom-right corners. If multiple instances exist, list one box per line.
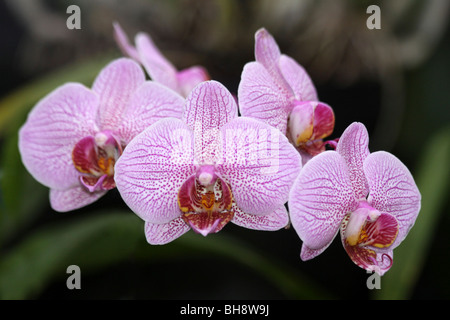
left=115, top=80, right=302, bottom=244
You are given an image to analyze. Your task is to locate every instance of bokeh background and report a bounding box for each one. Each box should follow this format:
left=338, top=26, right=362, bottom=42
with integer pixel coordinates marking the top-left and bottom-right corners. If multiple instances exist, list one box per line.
left=0, top=0, right=449, bottom=300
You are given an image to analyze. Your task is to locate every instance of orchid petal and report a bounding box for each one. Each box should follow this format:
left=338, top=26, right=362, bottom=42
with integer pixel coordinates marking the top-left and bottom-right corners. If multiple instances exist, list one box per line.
left=289, top=151, right=358, bottom=251
left=364, top=151, right=421, bottom=247
left=135, top=32, right=179, bottom=92
left=176, top=66, right=210, bottom=97
left=254, top=28, right=281, bottom=75
left=238, top=61, right=292, bottom=134
left=217, top=117, right=301, bottom=216
left=231, top=203, right=289, bottom=231
left=113, top=22, right=140, bottom=61
left=279, top=55, right=318, bottom=101
left=300, top=242, right=332, bottom=261
left=18, top=83, right=98, bottom=190
left=49, top=186, right=106, bottom=212
left=183, top=80, right=238, bottom=165
left=117, top=81, right=185, bottom=145
left=144, top=217, right=191, bottom=245
left=92, top=58, right=146, bottom=130
left=114, top=118, right=195, bottom=224
left=336, top=122, right=370, bottom=200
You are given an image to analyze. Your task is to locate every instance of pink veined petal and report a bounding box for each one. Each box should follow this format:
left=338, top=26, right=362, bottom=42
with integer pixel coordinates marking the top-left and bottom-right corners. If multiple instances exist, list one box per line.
left=288, top=151, right=358, bottom=251
left=217, top=117, right=301, bottom=216
left=300, top=242, right=333, bottom=261
left=336, top=122, right=371, bottom=200
left=238, top=62, right=292, bottom=134
left=114, top=118, right=196, bottom=224
left=92, top=58, right=146, bottom=130
left=116, top=81, right=185, bottom=145
left=135, top=32, right=179, bottom=92
left=18, top=83, right=99, bottom=190
left=254, top=28, right=281, bottom=76
left=113, top=22, right=140, bottom=61
left=231, top=203, right=289, bottom=231
left=364, top=151, right=421, bottom=248
left=49, top=186, right=106, bottom=212
left=183, top=80, right=238, bottom=165
left=254, top=29, right=295, bottom=96
left=176, top=66, right=210, bottom=97
left=278, top=55, right=318, bottom=102
left=144, top=217, right=191, bottom=245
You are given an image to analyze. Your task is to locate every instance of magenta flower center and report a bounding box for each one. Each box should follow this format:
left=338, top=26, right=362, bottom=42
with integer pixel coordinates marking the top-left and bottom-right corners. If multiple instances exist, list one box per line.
left=72, top=131, right=123, bottom=192
left=341, top=202, right=399, bottom=271
left=177, top=166, right=234, bottom=236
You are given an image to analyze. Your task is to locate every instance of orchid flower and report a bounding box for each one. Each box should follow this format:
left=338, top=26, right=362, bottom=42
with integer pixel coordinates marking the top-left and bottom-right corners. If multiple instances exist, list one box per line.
left=238, top=28, right=336, bottom=163
left=114, top=80, right=302, bottom=244
left=19, top=58, right=185, bottom=212
left=113, top=22, right=209, bottom=97
left=288, top=122, right=421, bottom=275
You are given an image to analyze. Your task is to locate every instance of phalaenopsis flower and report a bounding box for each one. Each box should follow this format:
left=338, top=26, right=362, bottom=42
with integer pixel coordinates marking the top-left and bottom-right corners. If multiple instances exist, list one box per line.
left=114, top=80, right=302, bottom=244
left=114, top=22, right=209, bottom=97
left=238, top=28, right=336, bottom=163
left=288, top=122, right=421, bottom=275
left=19, top=58, right=185, bottom=212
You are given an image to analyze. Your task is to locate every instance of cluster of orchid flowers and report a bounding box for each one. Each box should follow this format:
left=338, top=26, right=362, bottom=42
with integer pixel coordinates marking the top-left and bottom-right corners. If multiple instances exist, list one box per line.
left=18, top=24, right=421, bottom=276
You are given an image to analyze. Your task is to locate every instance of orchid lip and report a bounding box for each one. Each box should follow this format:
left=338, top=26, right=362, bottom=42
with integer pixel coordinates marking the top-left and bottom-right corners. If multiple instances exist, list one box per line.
left=72, top=130, right=123, bottom=192
left=178, top=170, right=234, bottom=236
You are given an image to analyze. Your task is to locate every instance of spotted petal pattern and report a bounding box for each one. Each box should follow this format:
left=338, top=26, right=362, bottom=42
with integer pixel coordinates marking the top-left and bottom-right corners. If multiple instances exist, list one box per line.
left=92, top=58, right=146, bottom=130
left=114, top=118, right=196, bottom=224
left=364, top=151, right=421, bottom=248
left=117, top=81, right=185, bottom=144
left=145, top=217, right=191, bottom=245
left=336, top=122, right=370, bottom=200
left=231, top=203, right=289, bottom=231
left=183, top=81, right=238, bottom=164
left=289, top=151, right=358, bottom=252
left=217, top=117, right=301, bottom=216
left=19, top=83, right=98, bottom=190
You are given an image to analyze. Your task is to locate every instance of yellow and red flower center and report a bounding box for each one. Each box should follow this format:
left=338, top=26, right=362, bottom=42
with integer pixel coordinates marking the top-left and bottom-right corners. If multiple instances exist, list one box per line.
left=341, top=204, right=398, bottom=272
left=288, top=100, right=335, bottom=156
left=178, top=167, right=234, bottom=236
left=72, top=131, right=123, bottom=192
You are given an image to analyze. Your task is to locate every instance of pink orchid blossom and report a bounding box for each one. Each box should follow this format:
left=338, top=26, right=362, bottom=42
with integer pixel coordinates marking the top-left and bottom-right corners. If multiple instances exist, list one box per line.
left=19, top=58, right=185, bottom=212
left=114, top=80, right=302, bottom=244
left=113, top=22, right=209, bottom=97
left=288, top=122, right=421, bottom=275
left=238, top=28, right=336, bottom=163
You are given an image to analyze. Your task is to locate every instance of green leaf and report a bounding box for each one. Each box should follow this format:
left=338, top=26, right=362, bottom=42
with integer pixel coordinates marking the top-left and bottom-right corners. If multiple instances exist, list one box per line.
left=373, top=126, right=450, bottom=299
